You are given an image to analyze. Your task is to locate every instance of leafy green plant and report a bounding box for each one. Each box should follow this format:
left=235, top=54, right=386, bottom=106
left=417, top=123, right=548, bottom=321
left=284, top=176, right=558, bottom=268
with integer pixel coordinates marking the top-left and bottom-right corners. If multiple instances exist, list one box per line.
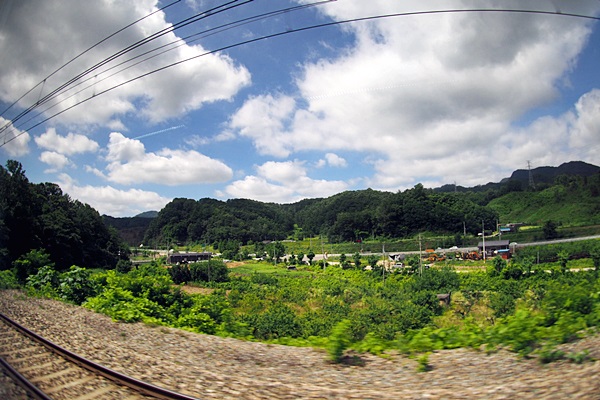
left=25, top=265, right=59, bottom=298
left=0, top=269, right=19, bottom=289
left=58, top=266, right=98, bottom=305
left=566, top=350, right=593, bottom=364
left=537, top=347, right=565, bottom=364
left=327, top=319, right=353, bottom=363
left=415, top=352, right=432, bottom=372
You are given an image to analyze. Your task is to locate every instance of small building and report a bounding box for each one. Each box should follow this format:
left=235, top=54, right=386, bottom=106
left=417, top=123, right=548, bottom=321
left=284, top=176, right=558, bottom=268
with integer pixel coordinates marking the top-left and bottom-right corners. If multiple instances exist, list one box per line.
left=477, top=240, right=510, bottom=259
left=437, top=293, right=451, bottom=307
left=167, top=252, right=212, bottom=264
left=388, top=253, right=405, bottom=263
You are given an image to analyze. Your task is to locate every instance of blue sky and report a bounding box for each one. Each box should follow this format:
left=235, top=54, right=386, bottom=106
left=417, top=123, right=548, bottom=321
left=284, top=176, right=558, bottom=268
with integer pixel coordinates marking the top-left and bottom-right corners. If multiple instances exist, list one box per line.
left=1, top=0, right=599, bottom=217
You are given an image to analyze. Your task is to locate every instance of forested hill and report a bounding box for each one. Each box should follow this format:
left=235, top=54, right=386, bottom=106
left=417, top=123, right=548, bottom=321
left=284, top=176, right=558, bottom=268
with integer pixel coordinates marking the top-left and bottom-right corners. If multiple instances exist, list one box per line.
left=0, top=161, right=129, bottom=271
left=141, top=162, right=600, bottom=247
left=140, top=186, right=500, bottom=247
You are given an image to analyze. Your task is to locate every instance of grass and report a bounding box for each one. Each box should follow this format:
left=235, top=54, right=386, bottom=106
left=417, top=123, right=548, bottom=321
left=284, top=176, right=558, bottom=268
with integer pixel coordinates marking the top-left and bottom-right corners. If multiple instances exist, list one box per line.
left=228, top=260, right=313, bottom=276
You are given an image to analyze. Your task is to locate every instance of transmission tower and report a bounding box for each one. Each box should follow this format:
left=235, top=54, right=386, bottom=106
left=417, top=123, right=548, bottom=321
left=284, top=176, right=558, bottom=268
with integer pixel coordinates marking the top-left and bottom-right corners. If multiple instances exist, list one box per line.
left=527, top=160, right=535, bottom=189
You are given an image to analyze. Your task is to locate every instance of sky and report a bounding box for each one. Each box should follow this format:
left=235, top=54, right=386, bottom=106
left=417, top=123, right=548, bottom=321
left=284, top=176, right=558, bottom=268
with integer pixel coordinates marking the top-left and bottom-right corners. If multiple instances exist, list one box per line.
left=0, top=0, right=599, bottom=217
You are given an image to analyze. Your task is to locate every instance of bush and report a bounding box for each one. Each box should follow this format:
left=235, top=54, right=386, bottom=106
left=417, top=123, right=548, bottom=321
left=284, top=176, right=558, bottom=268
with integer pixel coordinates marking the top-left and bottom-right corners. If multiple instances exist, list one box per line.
left=252, top=303, right=301, bottom=339
left=58, top=266, right=99, bottom=305
left=327, top=319, right=353, bottom=362
left=0, top=270, right=19, bottom=289
left=116, top=259, right=133, bottom=274
left=189, top=260, right=229, bottom=283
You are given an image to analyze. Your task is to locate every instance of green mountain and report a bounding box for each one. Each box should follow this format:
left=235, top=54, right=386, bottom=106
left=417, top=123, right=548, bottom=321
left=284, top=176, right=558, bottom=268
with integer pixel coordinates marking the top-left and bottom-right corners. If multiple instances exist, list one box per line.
left=109, top=161, right=600, bottom=246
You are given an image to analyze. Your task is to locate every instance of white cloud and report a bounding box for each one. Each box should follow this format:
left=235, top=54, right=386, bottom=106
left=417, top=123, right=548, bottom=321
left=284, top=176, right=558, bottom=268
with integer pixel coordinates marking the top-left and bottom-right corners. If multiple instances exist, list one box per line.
left=35, top=128, right=99, bottom=155
left=58, top=173, right=171, bottom=217
left=0, top=117, right=30, bottom=157
left=224, top=175, right=298, bottom=203
left=229, top=94, right=296, bottom=157
left=324, top=153, right=347, bottom=167
left=104, top=132, right=233, bottom=185
left=224, top=160, right=349, bottom=203
left=0, top=0, right=251, bottom=129
left=228, top=1, right=600, bottom=190
left=569, top=89, right=600, bottom=152
left=39, top=151, right=72, bottom=172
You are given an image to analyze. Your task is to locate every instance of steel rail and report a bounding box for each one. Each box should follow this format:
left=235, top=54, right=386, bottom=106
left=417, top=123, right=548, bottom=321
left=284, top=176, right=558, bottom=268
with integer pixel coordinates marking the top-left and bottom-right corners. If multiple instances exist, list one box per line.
left=0, top=312, right=199, bottom=400
left=0, top=355, right=51, bottom=400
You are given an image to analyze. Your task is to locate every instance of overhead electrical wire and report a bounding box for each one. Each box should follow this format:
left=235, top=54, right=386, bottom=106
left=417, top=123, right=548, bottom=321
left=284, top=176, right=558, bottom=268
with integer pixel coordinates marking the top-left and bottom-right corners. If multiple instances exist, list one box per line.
left=0, top=0, right=182, bottom=119
left=0, top=0, right=253, bottom=140
left=14, top=0, right=338, bottom=131
left=1, top=5, right=599, bottom=148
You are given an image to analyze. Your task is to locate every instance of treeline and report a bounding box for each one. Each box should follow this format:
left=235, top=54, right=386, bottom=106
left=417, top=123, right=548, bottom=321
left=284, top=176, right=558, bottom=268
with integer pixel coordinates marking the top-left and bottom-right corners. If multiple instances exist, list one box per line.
left=142, top=185, right=503, bottom=247
left=143, top=169, right=600, bottom=247
left=0, top=161, right=129, bottom=272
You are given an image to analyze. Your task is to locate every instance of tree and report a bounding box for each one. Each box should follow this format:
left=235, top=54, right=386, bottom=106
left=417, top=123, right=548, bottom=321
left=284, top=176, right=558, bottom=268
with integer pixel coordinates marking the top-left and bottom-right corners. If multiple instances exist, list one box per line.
left=487, top=256, right=506, bottom=277
left=543, top=220, right=559, bottom=240
left=12, top=249, right=53, bottom=284
left=353, top=252, right=361, bottom=269
left=368, top=255, right=380, bottom=270
left=307, top=250, right=315, bottom=265
left=268, top=242, right=285, bottom=264
left=590, top=246, right=600, bottom=274
left=339, top=253, right=350, bottom=269
left=557, top=251, right=570, bottom=274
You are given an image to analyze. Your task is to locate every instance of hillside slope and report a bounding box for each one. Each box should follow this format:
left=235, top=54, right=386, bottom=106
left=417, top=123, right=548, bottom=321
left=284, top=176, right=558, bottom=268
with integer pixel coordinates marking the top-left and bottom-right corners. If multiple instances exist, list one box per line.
left=487, top=184, right=600, bottom=225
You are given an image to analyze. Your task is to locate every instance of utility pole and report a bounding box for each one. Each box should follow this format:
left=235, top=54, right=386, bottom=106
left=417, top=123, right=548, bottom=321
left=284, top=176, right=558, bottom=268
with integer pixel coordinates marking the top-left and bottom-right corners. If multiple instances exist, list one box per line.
left=382, top=243, right=386, bottom=285
left=418, top=234, right=423, bottom=276
left=482, top=220, right=486, bottom=262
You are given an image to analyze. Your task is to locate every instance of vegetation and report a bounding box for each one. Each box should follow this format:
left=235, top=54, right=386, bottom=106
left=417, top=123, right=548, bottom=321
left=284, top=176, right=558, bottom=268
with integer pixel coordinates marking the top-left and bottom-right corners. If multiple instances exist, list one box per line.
left=4, top=240, right=598, bottom=366
left=136, top=165, right=600, bottom=256
left=1, top=158, right=600, bottom=366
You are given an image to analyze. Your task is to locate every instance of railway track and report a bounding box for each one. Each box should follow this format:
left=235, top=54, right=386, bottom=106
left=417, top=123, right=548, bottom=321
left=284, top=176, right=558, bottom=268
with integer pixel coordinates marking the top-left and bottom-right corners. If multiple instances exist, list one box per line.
left=0, top=312, right=198, bottom=400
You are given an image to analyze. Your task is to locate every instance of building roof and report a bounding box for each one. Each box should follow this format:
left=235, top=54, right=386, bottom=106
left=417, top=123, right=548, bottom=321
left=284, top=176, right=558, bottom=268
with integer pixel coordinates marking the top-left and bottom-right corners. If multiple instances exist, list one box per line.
left=477, top=240, right=510, bottom=247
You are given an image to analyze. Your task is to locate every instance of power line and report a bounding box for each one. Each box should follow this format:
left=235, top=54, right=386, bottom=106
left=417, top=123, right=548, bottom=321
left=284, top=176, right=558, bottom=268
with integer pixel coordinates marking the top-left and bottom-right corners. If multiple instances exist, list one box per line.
left=12, top=1, right=338, bottom=131
left=0, top=0, right=182, bottom=119
left=1, top=5, right=599, bottom=148
left=0, top=0, right=253, bottom=139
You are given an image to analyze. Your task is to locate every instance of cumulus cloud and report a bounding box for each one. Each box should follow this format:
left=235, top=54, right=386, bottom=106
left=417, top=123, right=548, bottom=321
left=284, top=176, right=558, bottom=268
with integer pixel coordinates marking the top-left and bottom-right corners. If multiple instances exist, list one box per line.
left=324, top=153, right=347, bottom=168
left=39, top=151, right=72, bottom=172
left=105, top=132, right=233, bottom=185
left=58, top=173, right=171, bottom=217
left=0, top=0, right=251, bottom=129
left=229, top=94, right=296, bottom=157
left=569, top=89, right=600, bottom=153
left=0, top=117, right=30, bottom=157
left=35, top=128, right=99, bottom=155
left=224, top=160, right=348, bottom=203
left=228, top=1, right=600, bottom=190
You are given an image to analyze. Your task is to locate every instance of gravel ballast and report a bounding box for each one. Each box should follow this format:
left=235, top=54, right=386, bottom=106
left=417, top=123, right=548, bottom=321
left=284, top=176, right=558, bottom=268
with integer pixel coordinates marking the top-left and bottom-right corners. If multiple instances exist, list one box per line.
left=1, top=289, right=599, bottom=399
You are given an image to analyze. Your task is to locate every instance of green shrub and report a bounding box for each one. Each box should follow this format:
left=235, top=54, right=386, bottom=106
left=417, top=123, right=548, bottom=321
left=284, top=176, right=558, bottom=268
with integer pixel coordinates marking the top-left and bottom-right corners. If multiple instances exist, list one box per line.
left=537, top=347, right=565, bottom=364
left=84, top=287, right=169, bottom=323
left=415, top=352, right=432, bottom=372
left=486, top=308, right=544, bottom=356
left=0, top=269, right=19, bottom=289
left=327, top=319, right=353, bottom=362
left=58, top=266, right=98, bottom=305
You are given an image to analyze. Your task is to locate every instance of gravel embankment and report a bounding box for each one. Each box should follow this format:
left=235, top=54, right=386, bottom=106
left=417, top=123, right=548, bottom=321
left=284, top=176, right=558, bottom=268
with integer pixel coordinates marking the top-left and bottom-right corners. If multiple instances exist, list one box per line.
left=1, top=289, right=599, bottom=399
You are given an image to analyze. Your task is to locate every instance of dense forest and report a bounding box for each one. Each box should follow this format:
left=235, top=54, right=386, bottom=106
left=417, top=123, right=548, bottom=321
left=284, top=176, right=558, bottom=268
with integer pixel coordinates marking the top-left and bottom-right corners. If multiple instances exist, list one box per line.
left=140, top=162, right=600, bottom=248
left=0, top=160, right=129, bottom=273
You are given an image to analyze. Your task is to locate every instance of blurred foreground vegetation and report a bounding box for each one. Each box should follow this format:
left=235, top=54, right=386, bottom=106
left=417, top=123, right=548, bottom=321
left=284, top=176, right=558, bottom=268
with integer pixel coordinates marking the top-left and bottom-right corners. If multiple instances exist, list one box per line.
left=3, top=239, right=600, bottom=366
